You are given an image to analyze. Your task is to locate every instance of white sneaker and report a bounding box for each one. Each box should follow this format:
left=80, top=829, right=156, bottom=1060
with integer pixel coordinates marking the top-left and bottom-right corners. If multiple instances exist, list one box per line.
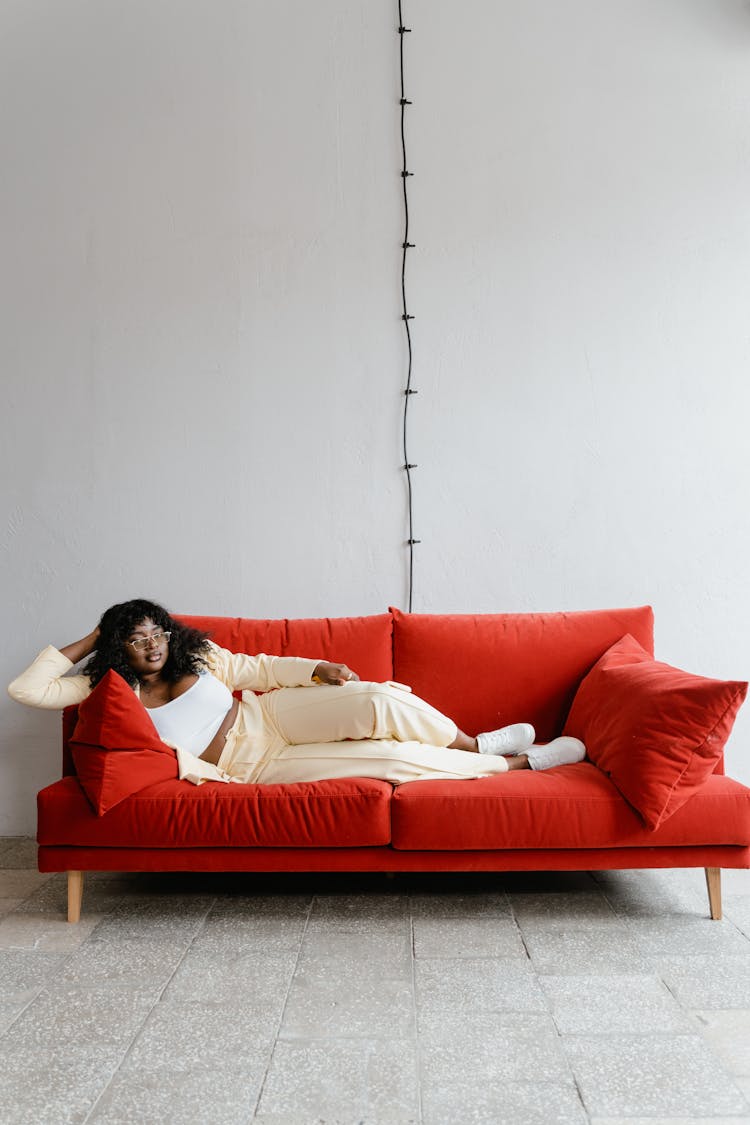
left=526, top=736, right=586, bottom=771
left=476, top=723, right=536, bottom=755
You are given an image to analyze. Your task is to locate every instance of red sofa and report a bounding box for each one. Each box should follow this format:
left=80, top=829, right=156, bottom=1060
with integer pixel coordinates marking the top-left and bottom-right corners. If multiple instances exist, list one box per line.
left=35, top=606, right=750, bottom=922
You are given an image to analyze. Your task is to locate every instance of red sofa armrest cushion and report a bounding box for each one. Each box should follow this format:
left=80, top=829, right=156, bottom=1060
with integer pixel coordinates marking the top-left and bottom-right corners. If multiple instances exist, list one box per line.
left=563, top=634, right=747, bottom=830
left=70, top=670, right=178, bottom=816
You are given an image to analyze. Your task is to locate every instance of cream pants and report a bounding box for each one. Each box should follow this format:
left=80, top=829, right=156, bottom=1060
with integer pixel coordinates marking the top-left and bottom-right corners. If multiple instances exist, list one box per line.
left=216, top=681, right=509, bottom=785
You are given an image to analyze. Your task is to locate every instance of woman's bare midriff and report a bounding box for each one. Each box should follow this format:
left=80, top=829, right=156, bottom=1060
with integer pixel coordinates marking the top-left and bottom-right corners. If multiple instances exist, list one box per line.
left=199, top=697, right=240, bottom=766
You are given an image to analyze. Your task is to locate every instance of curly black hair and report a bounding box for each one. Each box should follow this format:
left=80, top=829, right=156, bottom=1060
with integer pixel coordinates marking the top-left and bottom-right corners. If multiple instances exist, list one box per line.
left=84, top=599, right=211, bottom=689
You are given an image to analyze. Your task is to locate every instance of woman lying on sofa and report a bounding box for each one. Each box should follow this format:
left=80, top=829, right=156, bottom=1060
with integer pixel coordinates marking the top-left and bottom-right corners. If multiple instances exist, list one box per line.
left=9, top=599, right=585, bottom=787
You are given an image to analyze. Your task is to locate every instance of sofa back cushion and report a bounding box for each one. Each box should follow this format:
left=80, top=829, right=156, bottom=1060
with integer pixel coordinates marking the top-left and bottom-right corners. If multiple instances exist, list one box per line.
left=390, top=605, right=654, bottom=741
left=179, top=613, right=394, bottom=683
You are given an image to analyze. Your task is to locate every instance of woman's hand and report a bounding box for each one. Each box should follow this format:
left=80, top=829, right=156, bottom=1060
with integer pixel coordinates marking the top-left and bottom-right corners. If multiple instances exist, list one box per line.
left=312, top=662, right=360, bottom=686
left=60, top=626, right=100, bottom=665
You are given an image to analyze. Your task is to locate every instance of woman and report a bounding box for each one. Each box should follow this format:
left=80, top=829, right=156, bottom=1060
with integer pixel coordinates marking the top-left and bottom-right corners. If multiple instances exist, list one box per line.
left=8, top=599, right=586, bottom=787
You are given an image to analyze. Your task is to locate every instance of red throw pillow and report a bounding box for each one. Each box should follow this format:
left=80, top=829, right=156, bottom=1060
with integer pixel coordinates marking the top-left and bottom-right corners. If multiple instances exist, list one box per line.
left=70, top=670, right=178, bottom=815
left=564, top=634, right=747, bottom=830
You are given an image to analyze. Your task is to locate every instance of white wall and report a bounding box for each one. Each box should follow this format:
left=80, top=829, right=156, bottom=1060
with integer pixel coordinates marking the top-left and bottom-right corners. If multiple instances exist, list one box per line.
left=2, top=0, right=750, bottom=833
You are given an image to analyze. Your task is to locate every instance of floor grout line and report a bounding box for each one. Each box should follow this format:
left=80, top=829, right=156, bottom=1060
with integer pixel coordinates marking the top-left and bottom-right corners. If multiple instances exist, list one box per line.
left=408, top=892, right=425, bottom=1125
left=78, top=892, right=219, bottom=1124
left=248, top=892, right=315, bottom=1121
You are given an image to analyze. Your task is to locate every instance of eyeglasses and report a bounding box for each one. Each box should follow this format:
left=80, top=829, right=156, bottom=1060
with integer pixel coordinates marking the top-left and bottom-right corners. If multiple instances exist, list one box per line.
left=125, top=631, right=171, bottom=651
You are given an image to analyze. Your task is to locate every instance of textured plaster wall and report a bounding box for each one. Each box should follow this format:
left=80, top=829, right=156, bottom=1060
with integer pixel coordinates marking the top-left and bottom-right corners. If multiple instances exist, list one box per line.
left=2, top=0, right=750, bottom=833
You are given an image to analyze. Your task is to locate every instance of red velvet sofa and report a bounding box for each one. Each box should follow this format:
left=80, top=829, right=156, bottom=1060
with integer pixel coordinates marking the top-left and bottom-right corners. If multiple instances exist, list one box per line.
left=35, top=606, right=750, bottom=922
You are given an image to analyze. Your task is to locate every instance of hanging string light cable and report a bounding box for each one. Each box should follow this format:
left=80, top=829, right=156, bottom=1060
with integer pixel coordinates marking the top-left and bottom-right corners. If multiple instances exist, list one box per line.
left=398, top=1, right=419, bottom=612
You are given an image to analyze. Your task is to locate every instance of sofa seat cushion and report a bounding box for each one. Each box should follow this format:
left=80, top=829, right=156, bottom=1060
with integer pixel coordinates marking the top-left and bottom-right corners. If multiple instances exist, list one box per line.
left=391, top=764, right=750, bottom=850
left=38, top=776, right=393, bottom=849
left=391, top=606, right=654, bottom=742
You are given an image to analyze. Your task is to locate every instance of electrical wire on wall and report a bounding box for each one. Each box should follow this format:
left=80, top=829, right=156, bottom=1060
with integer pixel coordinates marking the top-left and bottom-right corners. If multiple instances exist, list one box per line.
left=398, top=1, right=419, bottom=612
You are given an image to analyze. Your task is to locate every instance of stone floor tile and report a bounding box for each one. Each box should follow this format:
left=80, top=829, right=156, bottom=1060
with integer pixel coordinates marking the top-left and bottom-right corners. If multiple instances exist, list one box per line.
left=0, top=910, right=106, bottom=950
left=88, top=1066, right=261, bottom=1124
left=512, top=891, right=621, bottom=930
left=721, top=869, right=750, bottom=895
left=0, top=1043, right=124, bottom=1125
left=415, top=957, right=548, bottom=1014
left=295, top=944, right=412, bottom=980
left=253, top=1117, right=418, bottom=1124
left=606, top=894, right=713, bottom=920
left=280, top=964, right=414, bottom=1039
left=0, top=948, right=68, bottom=1002
left=198, top=909, right=307, bottom=945
left=420, top=1079, right=587, bottom=1124
left=191, top=924, right=305, bottom=959
left=541, top=974, right=693, bottom=1035
left=723, top=889, right=750, bottom=908
left=593, top=870, right=710, bottom=918
left=302, top=917, right=412, bottom=953
left=590, top=1118, right=750, bottom=1124
left=203, top=892, right=313, bottom=919
left=627, top=914, right=750, bottom=957
left=305, top=892, right=410, bottom=934
left=412, top=915, right=527, bottom=959
left=409, top=891, right=511, bottom=919
left=594, top=867, right=709, bottom=898
left=4, top=986, right=154, bottom=1049
left=163, top=948, right=298, bottom=1005
left=0, top=837, right=38, bottom=867
left=420, top=1032, right=572, bottom=1086
left=565, top=1033, right=750, bottom=1117
left=13, top=875, right=127, bottom=918
left=253, top=1117, right=419, bottom=1125
left=417, top=1007, right=559, bottom=1043
left=90, top=896, right=214, bottom=942
left=121, top=998, right=274, bottom=1070
left=656, top=954, right=750, bottom=1008
left=53, top=936, right=186, bottom=991
left=692, top=1009, right=750, bottom=1076
left=0, top=998, right=31, bottom=1034
left=0, top=849, right=748, bottom=1125
left=256, top=1038, right=419, bottom=1120
left=524, top=926, right=649, bottom=975
left=0, top=869, right=53, bottom=899
left=725, top=897, right=750, bottom=938
left=0, top=897, right=25, bottom=916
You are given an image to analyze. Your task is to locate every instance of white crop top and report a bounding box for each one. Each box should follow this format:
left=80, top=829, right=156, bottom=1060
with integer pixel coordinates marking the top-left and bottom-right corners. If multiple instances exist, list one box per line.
left=146, top=672, right=234, bottom=756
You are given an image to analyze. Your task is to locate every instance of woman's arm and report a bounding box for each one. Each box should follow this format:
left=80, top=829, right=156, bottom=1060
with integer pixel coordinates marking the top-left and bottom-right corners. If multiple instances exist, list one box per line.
left=7, top=629, right=99, bottom=709
left=59, top=628, right=100, bottom=666
left=206, top=644, right=357, bottom=692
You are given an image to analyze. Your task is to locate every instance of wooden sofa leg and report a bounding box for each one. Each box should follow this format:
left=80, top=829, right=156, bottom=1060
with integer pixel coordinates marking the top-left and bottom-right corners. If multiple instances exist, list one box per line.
left=705, top=867, right=722, bottom=921
left=67, top=871, right=84, bottom=923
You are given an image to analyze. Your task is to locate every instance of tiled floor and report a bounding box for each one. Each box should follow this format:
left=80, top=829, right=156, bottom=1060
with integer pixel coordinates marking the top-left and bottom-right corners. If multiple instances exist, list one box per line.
left=1, top=839, right=750, bottom=1125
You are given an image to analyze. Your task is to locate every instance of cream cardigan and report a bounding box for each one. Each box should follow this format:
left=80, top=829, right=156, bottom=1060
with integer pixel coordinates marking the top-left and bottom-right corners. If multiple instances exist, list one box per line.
left=8, top=642, right=321, bottom=786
